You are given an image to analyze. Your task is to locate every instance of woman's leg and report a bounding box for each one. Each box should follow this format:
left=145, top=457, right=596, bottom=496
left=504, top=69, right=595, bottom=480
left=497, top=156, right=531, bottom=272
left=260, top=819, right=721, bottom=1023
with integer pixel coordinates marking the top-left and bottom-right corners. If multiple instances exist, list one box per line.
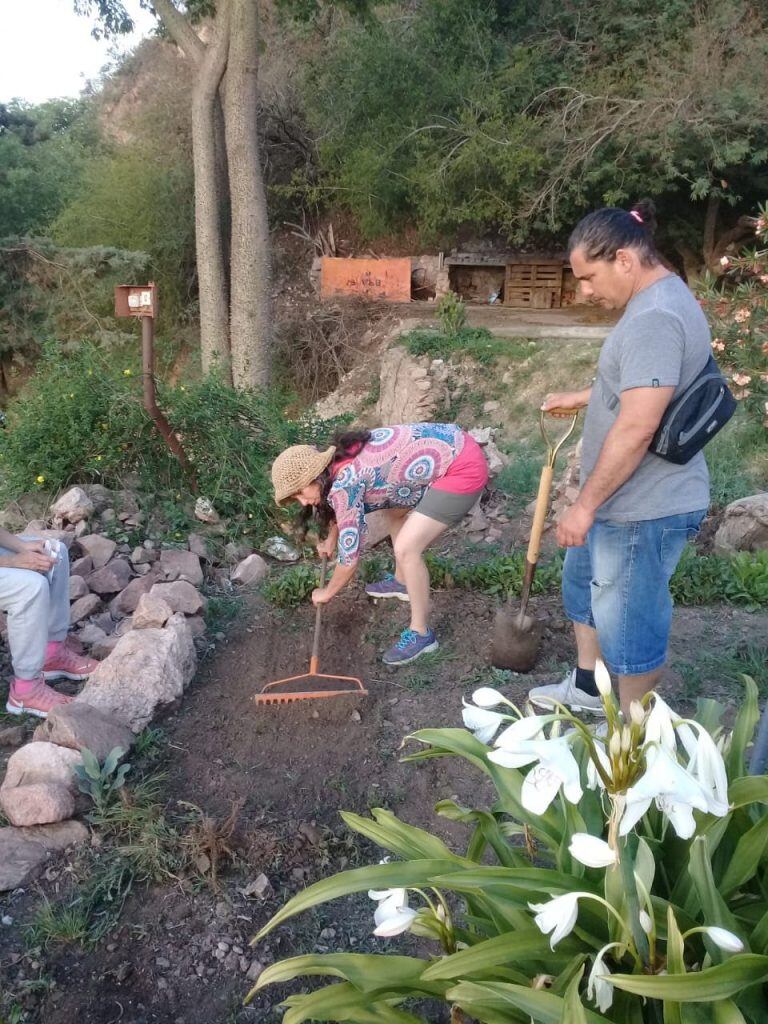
left=383, top=508, right=409, bottom=580
left=392, top=512, right=449, bottom=634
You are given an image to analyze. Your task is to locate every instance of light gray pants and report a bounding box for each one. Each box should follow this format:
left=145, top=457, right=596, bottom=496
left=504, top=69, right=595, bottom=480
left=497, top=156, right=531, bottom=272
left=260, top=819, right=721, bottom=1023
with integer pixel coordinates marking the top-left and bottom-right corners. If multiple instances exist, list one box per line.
left=0, top=539, right=70, bottom=679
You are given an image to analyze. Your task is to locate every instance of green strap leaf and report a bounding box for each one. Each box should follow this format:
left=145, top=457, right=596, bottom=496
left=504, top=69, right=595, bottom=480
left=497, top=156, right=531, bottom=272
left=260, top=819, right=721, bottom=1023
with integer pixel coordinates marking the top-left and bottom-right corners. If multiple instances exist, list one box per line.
left=688, top=836, right=744, bottom=959
left=421, top=928, right=581, bottom=981
left=712, top=1000, right=748, bottom=1024
left=246, top=953, right=443, bottom=1001
left=447, top=979, right=612, bottom=1024
left=560, top=966, right=588, bottom=1024
left=608, top=954, right=768, bottom=1001
left=729, top=776, right=768, bottom=809
left=719, top=812, right=768, bottom=898
left=280, top=983, right=421, bottom=1024
left=726, top=676, right=759, bottom=779
left=435, top=800, right=527, bottom=867
left=340, top=807, right=465, bottom=863
left=432, top=865, right=599, bottom=898
left=663, top=906, right=686, bottom=1024
left=254, top=859, right=463, bottom=941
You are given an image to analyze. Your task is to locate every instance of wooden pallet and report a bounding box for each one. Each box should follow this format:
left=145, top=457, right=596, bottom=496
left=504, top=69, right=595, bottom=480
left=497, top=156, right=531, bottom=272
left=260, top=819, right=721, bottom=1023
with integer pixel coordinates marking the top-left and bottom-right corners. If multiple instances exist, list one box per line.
left=504, top=261, right=564, bottom=309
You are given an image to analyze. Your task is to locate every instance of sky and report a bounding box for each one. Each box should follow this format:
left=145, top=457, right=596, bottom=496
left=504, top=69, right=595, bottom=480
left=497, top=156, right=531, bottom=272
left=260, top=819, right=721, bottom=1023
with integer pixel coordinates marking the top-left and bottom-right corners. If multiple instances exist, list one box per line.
left=0, top=0, right=156, bottom=105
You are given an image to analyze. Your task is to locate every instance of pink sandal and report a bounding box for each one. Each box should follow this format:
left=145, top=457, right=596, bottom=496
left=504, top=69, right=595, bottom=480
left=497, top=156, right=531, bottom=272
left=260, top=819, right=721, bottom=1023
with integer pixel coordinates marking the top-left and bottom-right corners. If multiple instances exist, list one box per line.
left=6, top=678, right=73, bottom=719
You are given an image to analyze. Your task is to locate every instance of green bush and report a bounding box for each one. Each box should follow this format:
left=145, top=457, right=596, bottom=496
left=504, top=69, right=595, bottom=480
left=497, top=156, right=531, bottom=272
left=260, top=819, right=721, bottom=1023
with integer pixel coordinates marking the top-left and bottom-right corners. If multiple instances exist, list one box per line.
left=262, top=565, right=319, bottom=607
left=0, top=342, right=346, bottom=542
left=403, top=326, right=524, bottom=365
left=435, top=291, right=467, bottom=337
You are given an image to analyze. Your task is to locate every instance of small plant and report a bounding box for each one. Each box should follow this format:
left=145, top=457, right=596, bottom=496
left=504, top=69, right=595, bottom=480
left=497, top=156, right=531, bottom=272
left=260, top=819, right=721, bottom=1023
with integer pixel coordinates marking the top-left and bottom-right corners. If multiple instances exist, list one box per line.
left=262, top=564, right=319, bottom=607
left=436, top=291, right=467, bottom=337
left=26, top=900, right=91, bottom=949
left=75, top=746, right=130, bottom=817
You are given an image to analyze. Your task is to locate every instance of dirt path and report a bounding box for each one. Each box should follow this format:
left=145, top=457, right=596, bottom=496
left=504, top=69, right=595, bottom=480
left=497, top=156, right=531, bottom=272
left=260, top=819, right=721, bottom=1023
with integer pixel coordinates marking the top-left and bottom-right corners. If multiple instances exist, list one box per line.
left=4, top=583, right=768, bottom=1024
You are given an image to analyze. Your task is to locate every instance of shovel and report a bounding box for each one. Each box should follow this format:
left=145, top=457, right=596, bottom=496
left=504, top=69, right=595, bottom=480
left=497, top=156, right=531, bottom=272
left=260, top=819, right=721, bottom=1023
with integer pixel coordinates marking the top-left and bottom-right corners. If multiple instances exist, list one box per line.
left=491, top=407, right=580, bottom=672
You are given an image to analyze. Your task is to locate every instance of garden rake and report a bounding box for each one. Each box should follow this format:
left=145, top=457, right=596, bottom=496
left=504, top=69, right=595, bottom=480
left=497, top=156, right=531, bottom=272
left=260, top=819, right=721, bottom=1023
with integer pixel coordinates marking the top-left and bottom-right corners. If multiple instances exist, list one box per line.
left=255, top=556, right=367, bottom=706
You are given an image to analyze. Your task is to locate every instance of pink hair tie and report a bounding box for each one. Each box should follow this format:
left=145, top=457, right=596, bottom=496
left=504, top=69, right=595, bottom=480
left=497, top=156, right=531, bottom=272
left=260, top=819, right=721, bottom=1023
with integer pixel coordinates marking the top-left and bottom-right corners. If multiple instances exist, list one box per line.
left=629, top=210, right=643, bottom=224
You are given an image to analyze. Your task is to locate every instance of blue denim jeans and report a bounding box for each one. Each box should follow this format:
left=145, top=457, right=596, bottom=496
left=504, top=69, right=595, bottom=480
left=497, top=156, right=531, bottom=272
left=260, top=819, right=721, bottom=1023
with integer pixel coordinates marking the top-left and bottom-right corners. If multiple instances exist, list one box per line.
left=562, top=510, right=706, bottom=676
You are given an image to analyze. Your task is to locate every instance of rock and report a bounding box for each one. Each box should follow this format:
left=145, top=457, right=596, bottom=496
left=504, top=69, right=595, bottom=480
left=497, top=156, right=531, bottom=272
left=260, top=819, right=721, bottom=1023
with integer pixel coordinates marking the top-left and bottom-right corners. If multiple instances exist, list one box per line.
left=78, top=614, right=197, bottom=732
left=2, top=741, right=83, bottom=791
left=70, top=555, right=93, bottom=578
left=110, top=570, right=162, bottom=616
left=186, top=615, right=206, bottom=638
left=23, top=524, right=74, bottom=548
left=149, top=581, right=206, bottom=616
left=376, top=346, right=437, bottom=423
left=130, top=546, right=154, bottom=566
left=77, top=623, right=108, bottom=646
left=32, top=703, right=134, bottom=761
left=50, top=487, right=94, bottom=524
left=363, top=510, right=391, bottom=549
left=194, top=497, right=220, bottom=524
left=262, top=537, right=299, bottom=562
left=714, top=493, right=768, bottom=554
left=469, top=427, right=492, bottom=445
left=231, top=554, right=268, bottom=586
left=160, top=549, right=203, bottom=586
left=76, top=534, right=117, bottom=570
left=87, top=558, right=132, bottom=595
left=90, top=611, right=116, bottom=635
left=187, top=533, right=210, bottom=561
left=70, top=593, right=103, bottom=625
left=92, top=636, right=120, bottom=660
left=114, top=616, right=133, bottom=636
left=0, top=829, right=49, bottom=890
left=239, top=873, right=272, bottom=899
left=14, top=819, right=88, bottom=852
left=100, top=509, right=117, bottom=525
left=0, top=724, right=26, bottom=748
left=483, top=440, right=508, bottom=478
left=224, top=540, right=252, bottom=565
left=69, top=576, right=90, bottom=601
left=132, top=593, right=173, bottom=630
left=0, top=784, right=75, bottom=827
left=246, top=961, right=264, bottom=983
left=133, top=563, right=151, bottom=576
left=483, top=400, right=500, bottom=414
left=81, top=484, right=115, bottom=514
left=74, top=520, right=89, bottom=539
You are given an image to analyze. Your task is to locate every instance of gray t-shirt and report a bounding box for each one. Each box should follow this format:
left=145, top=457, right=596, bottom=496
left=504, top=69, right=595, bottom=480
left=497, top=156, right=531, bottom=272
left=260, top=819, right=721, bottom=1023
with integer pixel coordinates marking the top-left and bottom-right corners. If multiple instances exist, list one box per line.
left=581, top=274, right=711, bottom=522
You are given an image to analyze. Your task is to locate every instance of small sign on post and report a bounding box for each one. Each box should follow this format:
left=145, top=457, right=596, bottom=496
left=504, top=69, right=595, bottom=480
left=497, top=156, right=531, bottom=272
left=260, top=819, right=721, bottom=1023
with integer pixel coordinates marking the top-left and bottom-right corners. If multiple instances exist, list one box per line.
left=114, top=282, right=195, bottom=488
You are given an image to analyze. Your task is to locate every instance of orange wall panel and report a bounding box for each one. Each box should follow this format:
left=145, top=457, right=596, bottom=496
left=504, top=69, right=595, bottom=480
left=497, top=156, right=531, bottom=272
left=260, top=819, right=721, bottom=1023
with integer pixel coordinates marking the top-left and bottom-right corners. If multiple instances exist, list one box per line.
left=320, top=257, right=411, bottom=302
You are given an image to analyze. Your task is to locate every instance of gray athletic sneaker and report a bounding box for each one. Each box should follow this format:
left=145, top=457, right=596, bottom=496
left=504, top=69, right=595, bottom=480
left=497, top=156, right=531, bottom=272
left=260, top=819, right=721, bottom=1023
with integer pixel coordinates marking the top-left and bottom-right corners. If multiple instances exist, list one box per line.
left=528, top=670, right=605, bottom=716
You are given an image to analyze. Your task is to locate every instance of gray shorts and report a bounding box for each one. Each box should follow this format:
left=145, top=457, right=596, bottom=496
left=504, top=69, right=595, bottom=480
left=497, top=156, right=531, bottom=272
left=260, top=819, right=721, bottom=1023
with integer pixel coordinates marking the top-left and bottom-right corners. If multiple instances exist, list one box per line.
left=414, top=485, right=485, bottom=528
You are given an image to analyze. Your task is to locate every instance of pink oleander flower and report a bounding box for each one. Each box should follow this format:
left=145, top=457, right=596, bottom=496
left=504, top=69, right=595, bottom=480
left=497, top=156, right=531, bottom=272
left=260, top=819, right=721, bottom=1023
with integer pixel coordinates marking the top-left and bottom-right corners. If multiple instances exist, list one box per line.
left=719, top=256, right=730, bottom=268
left=734, top=308, right=752, bottom=323
left=732, top=373, right=752, bottom=386
left=760, top=274, right=768, bottom=285
left=711, top=339, right=725, bottom=352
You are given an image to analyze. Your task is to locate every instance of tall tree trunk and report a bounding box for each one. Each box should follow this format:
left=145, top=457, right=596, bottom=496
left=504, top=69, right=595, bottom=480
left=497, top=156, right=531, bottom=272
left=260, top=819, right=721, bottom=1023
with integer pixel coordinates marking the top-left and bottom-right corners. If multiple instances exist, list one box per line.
left=702, top=194, right=721, bottom=272
left=191, top=4, right=232, bottom=381
left=225, top=0, right=273, bottom=390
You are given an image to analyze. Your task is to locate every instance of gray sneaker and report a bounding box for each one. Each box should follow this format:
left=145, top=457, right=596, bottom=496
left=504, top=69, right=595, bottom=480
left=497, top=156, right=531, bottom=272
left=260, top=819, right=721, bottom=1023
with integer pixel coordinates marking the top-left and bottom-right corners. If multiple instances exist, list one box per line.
left=528, top=670, right=605, bottom=716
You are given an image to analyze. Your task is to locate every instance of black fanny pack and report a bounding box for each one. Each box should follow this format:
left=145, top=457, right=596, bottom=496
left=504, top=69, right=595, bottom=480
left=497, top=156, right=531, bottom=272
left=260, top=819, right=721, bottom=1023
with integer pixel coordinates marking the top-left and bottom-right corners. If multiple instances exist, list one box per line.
left=649, top=353, right=737, bottom=465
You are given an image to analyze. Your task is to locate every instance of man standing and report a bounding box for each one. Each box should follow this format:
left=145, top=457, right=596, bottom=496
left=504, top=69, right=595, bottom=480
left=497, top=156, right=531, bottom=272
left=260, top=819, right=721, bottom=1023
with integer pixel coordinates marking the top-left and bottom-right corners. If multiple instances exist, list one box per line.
left=528, top=200, right=710, bottom=716
left=1, top=528, right=97, bottom=717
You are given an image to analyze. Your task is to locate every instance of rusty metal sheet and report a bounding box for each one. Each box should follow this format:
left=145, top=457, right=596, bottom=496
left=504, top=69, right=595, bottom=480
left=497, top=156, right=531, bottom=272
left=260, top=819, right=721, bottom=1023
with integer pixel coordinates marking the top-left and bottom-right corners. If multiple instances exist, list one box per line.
left=320, top=257, right=411, bottom=302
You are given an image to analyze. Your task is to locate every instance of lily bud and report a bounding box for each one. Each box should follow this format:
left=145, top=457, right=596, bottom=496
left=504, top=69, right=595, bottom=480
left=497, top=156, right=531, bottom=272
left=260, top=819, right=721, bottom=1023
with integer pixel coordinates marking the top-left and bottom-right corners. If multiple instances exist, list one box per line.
left=621, top=726, right=632, bottom=754
left=705, top=927, right=744, bottom=953
left=594, top=660, right=612, bottom=698
left=630, top=701, right=645, bottom=727
left=639, top=910, right=654, bottom=935
left=609, top=731, right=622, bottom=759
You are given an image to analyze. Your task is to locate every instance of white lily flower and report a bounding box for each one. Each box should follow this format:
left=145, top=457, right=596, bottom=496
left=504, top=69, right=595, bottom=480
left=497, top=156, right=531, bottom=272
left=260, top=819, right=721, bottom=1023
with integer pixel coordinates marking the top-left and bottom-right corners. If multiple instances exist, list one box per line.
left=461, top=701, right=506, bottom=744
left=471, top=687, right=506, bottom=708
left=620, top=747, right=711, bottom=839
left=704, top=927, right=744, bottom=953
left=520, top=737, right=584, bottom=815
left=586, top=741, right=611, bottom=791
left=488, top=714, right=548, bottom=768
left=639, top=910, right=654, bottom=935
left=594, top=660, right=612, bottom=697
left=587, top=944, right=617, bottom=1013
left=369, top=887, right=418, bottom=937
left=569, top=833, right=617, bottom=868
left=684, top=728, right=730, bottom=818
left=529, top=892, right=582, bottom=948
left=644, top=694, right=679, bottom=754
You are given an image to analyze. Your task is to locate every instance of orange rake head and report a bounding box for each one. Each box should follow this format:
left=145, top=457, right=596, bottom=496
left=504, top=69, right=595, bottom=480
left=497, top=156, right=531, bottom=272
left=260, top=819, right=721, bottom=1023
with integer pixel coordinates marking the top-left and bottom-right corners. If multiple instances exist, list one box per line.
left=255, top=669, right=368, bottom=705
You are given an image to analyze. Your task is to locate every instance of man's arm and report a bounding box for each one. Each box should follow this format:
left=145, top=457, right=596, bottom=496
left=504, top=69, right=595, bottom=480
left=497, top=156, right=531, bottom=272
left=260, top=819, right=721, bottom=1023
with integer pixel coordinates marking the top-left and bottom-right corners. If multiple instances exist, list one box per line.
left=557, top=385, right=675, bottom=547
left=0, top=529, right=54, bottom=571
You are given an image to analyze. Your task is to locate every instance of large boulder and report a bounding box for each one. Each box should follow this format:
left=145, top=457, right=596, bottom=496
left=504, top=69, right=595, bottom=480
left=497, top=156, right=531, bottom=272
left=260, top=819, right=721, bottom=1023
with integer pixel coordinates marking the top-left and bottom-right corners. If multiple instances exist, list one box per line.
left=110, top=568, right=162, bottom=616
left=70, top=593, right=103, bottom=625
left=0, top=784, right=74, bottom=827
left=77, top=614, right=197, bottom=732
left=714, top=493, right=768, bottom=554
left=33, top=703, right=134, bottom=762
left=50, top=486, right=94, bottom=524
left=231, top=553, right=268, bottom=586
left=132, top=593, right=173, bottom=630
left=69, top=576, right=90, bottom=601
left=2, top=741, right=83, bottom=791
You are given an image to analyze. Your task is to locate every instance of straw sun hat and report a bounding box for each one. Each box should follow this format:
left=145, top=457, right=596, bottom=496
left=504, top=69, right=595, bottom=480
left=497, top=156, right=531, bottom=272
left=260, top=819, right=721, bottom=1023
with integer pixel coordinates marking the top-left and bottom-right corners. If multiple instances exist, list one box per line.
left=271, top=444, right=336, bottom=506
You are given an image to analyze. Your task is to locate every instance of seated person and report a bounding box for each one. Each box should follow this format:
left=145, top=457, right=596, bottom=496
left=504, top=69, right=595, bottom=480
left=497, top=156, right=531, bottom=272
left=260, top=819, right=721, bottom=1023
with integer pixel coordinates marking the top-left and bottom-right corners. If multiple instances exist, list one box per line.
left=1, top=528, right=97, bottom=718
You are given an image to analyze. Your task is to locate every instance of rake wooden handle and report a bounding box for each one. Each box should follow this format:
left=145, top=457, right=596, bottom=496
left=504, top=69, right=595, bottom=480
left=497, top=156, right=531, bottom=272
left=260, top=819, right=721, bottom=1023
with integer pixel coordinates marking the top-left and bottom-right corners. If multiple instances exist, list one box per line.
left=310, top=556, right=328, bottom=674
left=544, top=407, right=581, bottom=418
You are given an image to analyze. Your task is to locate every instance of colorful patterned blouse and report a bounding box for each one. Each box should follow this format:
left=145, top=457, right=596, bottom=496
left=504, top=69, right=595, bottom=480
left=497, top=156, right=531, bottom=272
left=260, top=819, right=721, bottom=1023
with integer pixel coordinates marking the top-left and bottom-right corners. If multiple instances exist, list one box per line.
left=328, top=423, right=465, bottom=566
